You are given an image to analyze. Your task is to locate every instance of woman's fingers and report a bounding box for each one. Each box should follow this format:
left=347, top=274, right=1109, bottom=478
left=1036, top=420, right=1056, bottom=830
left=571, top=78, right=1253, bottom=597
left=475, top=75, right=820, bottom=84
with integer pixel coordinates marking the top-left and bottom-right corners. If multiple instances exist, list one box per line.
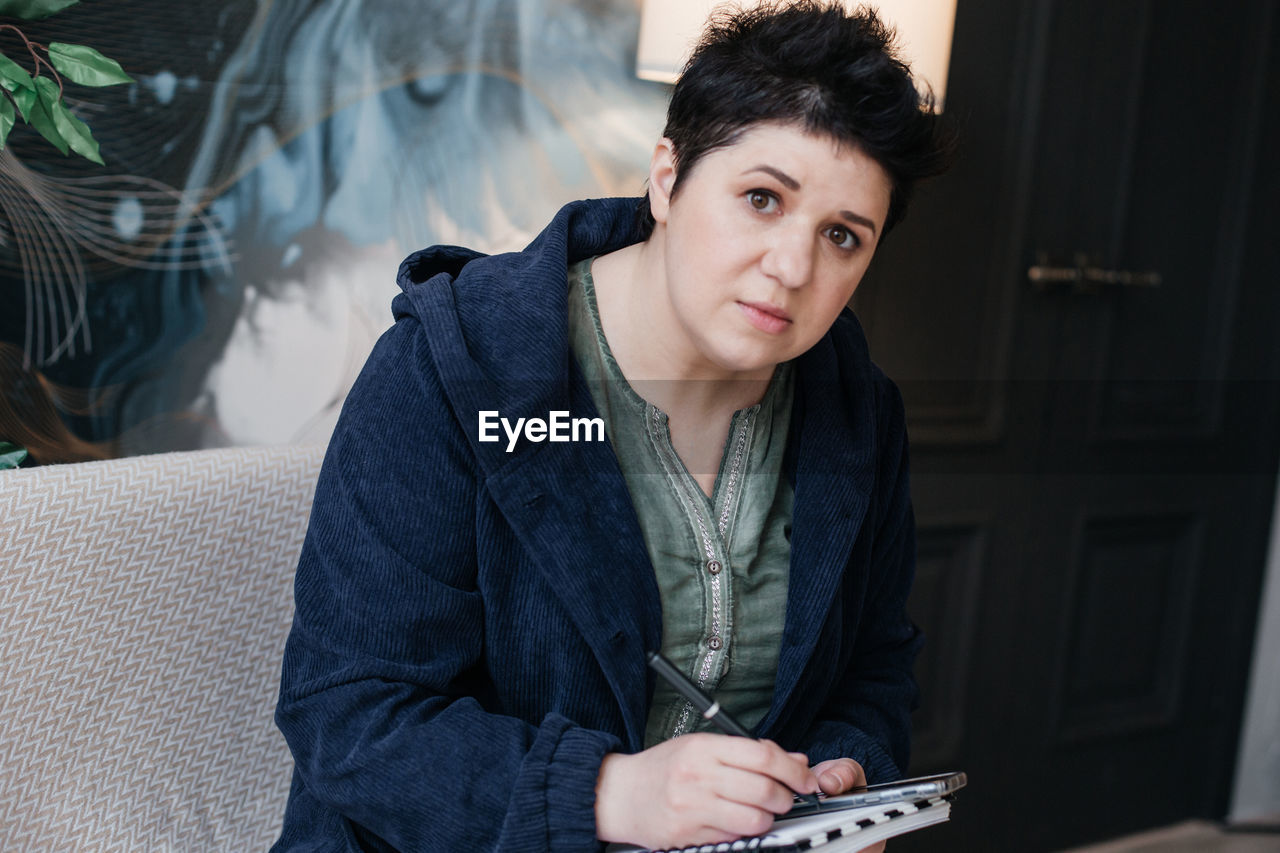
left=712, top=737, right=820, bottom=801
left=810, top=757, right=867, bottom=794
left=690, top=793, right=779, bottom=841
left=705, top=763, right=804, bottom=817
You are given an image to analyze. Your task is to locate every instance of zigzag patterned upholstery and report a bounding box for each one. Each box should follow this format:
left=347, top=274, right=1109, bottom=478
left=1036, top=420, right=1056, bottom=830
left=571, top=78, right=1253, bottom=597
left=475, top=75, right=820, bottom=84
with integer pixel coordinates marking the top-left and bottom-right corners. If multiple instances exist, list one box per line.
left=0, top=445, right=325, bottom=851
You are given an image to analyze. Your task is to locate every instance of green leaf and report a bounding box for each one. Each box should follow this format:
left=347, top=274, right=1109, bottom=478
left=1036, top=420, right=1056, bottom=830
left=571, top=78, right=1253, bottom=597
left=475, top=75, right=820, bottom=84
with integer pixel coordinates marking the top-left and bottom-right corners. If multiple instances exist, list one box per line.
left=3, top=79, right=35, bottom=120
left=50, top=98, right=100, bottom=163
left=29, top=77, right=67, bottom=154
left=35, top=76, right=101, bottom=163
left=48, top=42, right=133, bottom=87
left=0, top=96, right=13, bottom=148
left=0, top=441, right=28, bottom=469
left=0, top=0, right=79, bottom=20
left=0, top=51, right=36, bottom=92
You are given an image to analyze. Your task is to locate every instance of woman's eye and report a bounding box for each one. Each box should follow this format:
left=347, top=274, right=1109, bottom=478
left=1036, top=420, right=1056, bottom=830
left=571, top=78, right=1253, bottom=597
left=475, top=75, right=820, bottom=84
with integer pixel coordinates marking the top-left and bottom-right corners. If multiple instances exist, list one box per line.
left=747, top=190, right=778, bottom=213
left=827, top=225, right=859, bottom=251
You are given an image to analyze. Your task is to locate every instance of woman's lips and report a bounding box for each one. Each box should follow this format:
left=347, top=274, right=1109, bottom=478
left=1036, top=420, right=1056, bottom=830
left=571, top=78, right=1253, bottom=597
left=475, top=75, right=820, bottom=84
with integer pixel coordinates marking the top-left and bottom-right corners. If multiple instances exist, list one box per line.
left=738, top=301, right=793, bottom=334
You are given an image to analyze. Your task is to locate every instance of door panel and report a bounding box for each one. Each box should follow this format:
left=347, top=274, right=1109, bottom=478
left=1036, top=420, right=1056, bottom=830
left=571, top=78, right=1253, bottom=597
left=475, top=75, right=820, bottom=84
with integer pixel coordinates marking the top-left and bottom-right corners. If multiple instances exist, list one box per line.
left=859, top=0, right=1280, bottom=849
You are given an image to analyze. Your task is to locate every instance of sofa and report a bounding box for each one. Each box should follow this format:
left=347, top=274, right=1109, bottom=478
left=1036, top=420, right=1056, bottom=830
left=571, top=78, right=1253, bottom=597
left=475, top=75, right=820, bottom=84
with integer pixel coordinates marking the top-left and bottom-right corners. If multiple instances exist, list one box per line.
left=1, top=445, right=325, bottom=851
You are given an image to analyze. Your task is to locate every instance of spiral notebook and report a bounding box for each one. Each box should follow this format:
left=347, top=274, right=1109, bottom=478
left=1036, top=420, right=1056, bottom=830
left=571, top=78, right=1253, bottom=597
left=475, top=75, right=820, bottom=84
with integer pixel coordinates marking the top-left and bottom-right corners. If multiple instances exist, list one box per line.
left=606, top=794, right=952, bottom=853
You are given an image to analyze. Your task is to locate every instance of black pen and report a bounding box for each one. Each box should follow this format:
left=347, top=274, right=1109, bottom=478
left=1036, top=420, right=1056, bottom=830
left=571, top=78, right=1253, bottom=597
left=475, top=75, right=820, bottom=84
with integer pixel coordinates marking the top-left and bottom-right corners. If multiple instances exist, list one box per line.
left=647, top=650, right=821, bottom=809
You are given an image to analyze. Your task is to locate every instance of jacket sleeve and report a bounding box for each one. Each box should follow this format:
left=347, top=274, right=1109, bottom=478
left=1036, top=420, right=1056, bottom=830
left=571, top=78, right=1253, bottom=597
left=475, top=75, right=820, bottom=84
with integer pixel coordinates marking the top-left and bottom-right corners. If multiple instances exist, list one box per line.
left=795, top=377, right=923, bottom=783
left=275, top=316, right=618, bottom=852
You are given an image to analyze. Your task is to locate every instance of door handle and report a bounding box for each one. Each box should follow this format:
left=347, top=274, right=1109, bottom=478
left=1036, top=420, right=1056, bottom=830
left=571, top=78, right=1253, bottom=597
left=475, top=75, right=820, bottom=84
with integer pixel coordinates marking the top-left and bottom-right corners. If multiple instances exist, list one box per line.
left=1028, top=253, right=1162, bottom=292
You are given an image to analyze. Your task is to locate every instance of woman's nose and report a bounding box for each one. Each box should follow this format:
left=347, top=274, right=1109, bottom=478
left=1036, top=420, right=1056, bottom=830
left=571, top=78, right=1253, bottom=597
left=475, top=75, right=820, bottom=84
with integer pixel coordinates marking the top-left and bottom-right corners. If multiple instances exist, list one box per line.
left=760, top=227, right=815, bottom=289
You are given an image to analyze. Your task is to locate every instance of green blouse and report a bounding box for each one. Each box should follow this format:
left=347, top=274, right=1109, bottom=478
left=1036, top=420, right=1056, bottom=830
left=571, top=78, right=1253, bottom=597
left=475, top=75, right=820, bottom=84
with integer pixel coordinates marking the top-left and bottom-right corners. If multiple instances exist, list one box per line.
left=567, top=258, right=795, bottom=748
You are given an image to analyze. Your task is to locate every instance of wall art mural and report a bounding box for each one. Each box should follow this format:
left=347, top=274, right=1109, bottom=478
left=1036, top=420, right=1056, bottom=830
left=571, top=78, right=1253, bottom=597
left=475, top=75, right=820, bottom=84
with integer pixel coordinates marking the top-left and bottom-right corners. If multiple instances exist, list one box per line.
left=0, top=0, right=666, bottom=463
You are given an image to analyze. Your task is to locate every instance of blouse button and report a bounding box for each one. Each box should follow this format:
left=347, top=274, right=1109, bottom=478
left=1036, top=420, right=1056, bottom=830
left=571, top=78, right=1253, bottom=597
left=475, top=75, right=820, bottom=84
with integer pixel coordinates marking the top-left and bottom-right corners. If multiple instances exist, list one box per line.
left=708, top=636, right=723, bottom=650
left=707, top=559, right=722, bottom=575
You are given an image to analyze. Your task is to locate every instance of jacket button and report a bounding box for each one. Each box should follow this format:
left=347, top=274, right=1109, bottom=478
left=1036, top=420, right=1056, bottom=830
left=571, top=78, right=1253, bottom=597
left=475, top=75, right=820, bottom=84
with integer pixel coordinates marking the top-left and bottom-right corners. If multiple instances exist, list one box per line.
left=707, top=559, right=722, bottom=574
left=708, top=636, right=722, bottom=650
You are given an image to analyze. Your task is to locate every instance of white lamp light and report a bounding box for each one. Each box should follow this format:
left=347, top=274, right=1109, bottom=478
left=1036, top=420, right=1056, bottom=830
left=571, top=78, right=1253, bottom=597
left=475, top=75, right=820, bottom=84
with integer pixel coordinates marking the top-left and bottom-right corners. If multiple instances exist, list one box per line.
left=636, top=0, right=957, bottom=112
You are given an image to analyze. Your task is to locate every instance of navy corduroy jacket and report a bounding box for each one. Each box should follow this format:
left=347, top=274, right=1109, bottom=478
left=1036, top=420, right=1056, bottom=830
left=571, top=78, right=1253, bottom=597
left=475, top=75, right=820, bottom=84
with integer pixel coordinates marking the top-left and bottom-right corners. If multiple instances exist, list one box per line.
left=272, top=197, right=923, bottom=853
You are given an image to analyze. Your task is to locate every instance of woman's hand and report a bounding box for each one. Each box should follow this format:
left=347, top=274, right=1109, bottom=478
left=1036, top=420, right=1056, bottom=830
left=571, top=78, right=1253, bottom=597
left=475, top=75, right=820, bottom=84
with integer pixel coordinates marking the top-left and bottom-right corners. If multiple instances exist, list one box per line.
left=809, top=758, right=885, bottom=853
left=594, top=734, right=820, bottom=849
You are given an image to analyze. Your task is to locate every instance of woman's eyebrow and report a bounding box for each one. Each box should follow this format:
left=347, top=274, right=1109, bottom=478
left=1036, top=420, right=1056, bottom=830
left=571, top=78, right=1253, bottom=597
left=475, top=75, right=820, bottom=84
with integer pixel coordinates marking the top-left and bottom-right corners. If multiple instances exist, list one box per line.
left=840, top=210, right=878, bottom=236
left=746, top=165, right=879, bottom=236
left=746, top=165, right=800, bottom=190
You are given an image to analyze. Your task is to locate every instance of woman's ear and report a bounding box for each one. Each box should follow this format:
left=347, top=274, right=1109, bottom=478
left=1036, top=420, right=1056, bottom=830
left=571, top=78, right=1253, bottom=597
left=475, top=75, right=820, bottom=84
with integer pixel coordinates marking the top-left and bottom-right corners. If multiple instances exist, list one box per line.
left=648, top=138, right=678, bottom=225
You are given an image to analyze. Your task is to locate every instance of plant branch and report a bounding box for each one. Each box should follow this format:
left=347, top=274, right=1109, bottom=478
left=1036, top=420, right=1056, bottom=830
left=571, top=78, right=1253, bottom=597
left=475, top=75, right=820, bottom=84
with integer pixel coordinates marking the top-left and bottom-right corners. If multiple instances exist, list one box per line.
left=0, top=23, right=63, bottom=97
left=0, top=22, right=44, bottom=65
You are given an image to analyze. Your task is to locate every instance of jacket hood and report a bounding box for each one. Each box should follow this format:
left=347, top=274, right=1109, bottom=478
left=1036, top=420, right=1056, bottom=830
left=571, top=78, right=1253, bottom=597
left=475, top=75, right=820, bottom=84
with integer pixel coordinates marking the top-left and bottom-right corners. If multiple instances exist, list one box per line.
left=387, top=198, right=649, bottom=465
left=393, top=197, right=647, bottom=370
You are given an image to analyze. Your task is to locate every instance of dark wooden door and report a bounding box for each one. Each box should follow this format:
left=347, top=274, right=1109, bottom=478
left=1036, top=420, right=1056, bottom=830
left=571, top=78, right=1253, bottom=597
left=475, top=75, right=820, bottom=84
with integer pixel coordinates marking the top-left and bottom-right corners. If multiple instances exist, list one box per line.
left=855, top=1, right=1280, bottom=849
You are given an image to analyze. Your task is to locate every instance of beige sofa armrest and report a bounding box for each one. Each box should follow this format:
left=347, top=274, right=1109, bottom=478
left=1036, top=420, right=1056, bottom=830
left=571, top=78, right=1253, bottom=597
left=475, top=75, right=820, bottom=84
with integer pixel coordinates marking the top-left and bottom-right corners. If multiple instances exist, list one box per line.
left=1, top=445, right=323, bottom=852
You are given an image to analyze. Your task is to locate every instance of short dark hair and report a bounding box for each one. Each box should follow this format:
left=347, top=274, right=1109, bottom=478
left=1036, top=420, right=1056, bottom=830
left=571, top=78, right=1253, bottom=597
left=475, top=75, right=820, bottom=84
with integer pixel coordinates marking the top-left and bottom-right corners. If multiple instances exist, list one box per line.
left=641, top=0, right=954, bottom=238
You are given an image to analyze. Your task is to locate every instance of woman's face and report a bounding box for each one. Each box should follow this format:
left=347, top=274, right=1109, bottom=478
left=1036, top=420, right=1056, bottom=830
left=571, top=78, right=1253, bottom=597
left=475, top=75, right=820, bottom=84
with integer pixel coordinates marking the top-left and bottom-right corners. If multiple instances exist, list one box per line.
left=648, top=122, right=892, bottom=380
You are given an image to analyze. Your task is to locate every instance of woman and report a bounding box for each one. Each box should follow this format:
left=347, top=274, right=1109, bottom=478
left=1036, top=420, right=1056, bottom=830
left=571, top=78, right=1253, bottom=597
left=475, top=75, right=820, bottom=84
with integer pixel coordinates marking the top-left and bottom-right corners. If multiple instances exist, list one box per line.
left=272, top=3, right=952, bottom=851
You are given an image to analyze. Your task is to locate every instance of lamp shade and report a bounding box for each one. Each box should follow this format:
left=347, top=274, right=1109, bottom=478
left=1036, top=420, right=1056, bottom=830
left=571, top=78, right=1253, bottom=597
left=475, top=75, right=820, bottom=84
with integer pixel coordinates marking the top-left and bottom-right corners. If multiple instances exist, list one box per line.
left=636, top=0, right=957, bottom=111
